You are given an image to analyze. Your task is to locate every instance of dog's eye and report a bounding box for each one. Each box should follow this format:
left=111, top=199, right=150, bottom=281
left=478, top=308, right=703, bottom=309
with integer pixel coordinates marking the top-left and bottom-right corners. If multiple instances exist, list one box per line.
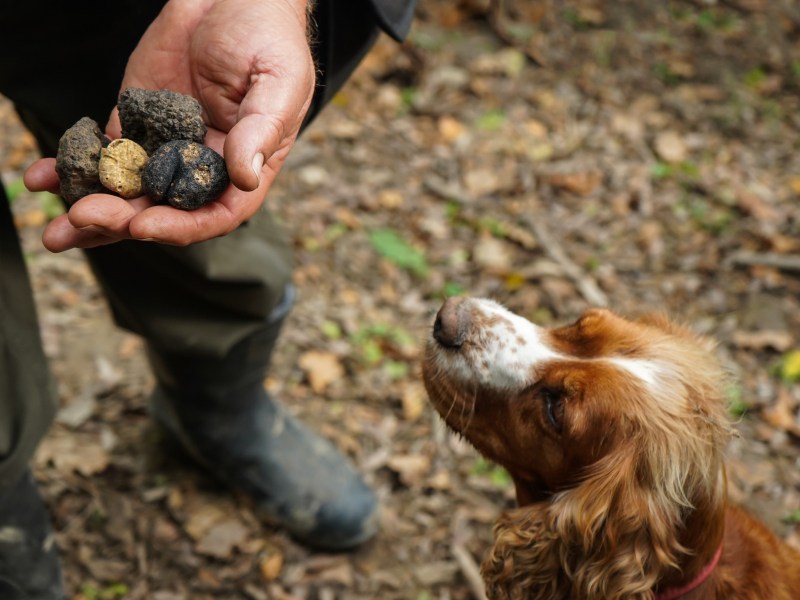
left=542, top=389, right=564, bottom=433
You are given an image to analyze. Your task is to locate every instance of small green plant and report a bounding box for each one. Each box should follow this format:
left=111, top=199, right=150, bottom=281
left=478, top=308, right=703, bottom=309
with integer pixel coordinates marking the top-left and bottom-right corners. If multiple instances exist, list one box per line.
left=407, top=29, right=464, bottom=52
left=682, top=196, right=734, bottom=234
left=504, top=22, right=536, bottom=44
left=81, top=583, right=129, bottom=600
left=584, top=256, right=601, bottom=272
left=321, top=320, right=343, bottom=340
left=325, top=222, right=347, bottom=242
left=3, top=178, right=27, bottom=202
left=792, top=60, right=800, bottom=79
left=368, top=228, right=429, bottom=277
left=695, top=9, right=738, bottom=33
left=563, top=8, right=592, bottom=30
left=477, top=217, right=507, bottom=237
left=743, top=67, right=767, bottom=89
left=727, top=384, right=748, bottom=417
left=445, top=200, right=462, bottom=222
left=784, top=508, right=800, bottom=524
left=4, top=179, right=63, bottom=220
left=383, top=359, right=410, bottom=380
left=529, top=307, right=554, bottom=326
left=353, top=323, right=416, bottom=367
left=399, top=86, right=419, bottom=115
left=441, top=281, right=465, bottom=298
left=475, top=109, right=507, bottom=131
left=39, top=193, right=64, bottom=220
left=471, top=457, right=513, bottom=488
left=650, top=161, right=699, bottom=181
left=695, top=10, right=716, bottom=30
left=654, top=62, right=682, bottom=86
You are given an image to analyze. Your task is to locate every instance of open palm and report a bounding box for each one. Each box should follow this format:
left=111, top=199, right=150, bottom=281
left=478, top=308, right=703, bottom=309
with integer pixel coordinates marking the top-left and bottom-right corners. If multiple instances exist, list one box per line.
left=26, top=0, right=314, bottom=251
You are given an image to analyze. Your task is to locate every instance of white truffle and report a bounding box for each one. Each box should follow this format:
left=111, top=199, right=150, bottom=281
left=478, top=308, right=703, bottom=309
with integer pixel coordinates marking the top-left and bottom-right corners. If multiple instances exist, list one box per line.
left=98, top=138, right=149, bottom=199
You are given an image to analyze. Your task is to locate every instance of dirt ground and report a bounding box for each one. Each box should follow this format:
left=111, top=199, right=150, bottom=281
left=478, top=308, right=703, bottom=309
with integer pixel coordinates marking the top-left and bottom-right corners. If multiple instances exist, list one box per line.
left=2, top=1, right=800, bottom=598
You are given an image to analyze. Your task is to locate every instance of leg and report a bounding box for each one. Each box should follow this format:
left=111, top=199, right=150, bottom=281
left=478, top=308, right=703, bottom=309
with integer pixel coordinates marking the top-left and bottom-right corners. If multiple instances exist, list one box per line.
left=0, top=183, right=63, bottom=597
left=3, top=0, right=390, bottom=550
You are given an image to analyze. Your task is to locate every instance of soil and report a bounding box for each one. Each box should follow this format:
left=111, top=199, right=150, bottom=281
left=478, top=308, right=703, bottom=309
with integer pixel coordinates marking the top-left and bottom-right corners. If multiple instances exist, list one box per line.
left=2, top=1, right=799, bottom=599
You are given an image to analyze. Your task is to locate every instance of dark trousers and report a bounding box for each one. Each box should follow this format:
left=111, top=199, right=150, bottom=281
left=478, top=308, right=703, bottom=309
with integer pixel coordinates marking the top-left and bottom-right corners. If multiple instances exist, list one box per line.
left=0, top=0, right=384, bottom=489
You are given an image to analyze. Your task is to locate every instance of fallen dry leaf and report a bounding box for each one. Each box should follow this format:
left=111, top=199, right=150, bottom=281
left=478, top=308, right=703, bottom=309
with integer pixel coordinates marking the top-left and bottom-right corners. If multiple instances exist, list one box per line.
left=13, top=209, right=47, bottom=229
left=438, top=116, right=466, bottom=142
left=732, top=330, right=794, bottom=352
left=401, top=380, right=427, bottom=422
left=184, top=502, right=228, bottom=541
left=762, top=387, right=800, bottom=437
left=259, top=549, right=285, bottom=582
left=737, top=191, right=779, bottom=223
left=545, top=171, right=602, bottom=196
left=196, top=518, right=250, bottom=559
left=473, top=233, right=513, bottom=273
left=387, top=454, right=431, bottom=488
left=35, top=429, right=110, bottom=477
left=463, top=167, right=504, bottom=197
left=654, top=131, right=688, bottom=163
left=298, top=350, right=345, bottom=393
left=306, top=561, right=354, bottom=587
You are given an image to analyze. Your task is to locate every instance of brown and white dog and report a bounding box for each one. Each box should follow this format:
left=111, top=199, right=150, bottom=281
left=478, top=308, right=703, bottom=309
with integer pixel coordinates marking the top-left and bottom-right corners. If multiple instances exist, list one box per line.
left=423, top=297, right=800, bottom=600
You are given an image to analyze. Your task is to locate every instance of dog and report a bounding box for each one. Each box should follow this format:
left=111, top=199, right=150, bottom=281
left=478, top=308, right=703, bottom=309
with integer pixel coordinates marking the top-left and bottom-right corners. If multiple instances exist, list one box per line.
left=423, top=297, right=800, bottom=600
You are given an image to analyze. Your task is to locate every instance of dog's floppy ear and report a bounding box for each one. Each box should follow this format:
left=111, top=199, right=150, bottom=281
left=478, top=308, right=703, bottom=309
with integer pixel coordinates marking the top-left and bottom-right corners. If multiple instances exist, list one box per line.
left=483, top=448, right=703, bottom=600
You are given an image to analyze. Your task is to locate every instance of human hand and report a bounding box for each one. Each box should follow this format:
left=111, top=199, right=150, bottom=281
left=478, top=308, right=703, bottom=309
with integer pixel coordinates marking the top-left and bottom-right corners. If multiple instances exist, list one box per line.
left=28, top=0, right=314, bottom=251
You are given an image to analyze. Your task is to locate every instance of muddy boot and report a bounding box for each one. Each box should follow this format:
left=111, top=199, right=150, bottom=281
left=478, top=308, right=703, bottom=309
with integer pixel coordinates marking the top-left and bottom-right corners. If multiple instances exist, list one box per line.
left=147, top=310, right=378, bottom=551
left=0, top=471, right=64, bottom=600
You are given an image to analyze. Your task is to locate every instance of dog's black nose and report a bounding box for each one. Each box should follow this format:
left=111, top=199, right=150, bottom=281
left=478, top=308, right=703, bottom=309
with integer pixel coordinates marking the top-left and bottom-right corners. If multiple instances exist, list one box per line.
left=433, top=297, right=465, bottom=348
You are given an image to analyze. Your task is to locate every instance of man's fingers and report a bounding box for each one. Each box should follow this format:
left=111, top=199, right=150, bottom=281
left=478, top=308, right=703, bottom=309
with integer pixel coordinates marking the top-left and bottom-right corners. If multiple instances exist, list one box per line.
left=66, top=194, right=143, bottom=237
left=224, top=67, right=314, bottom=192
left=224, top=113, right=283, bottom=192
left=24, top=158, right=61, bottom=194
left=127, top=181, right=268, bottom=245
left=42, top=214, right=120, bottom=252
left=106, top=106, right=123, bottom=140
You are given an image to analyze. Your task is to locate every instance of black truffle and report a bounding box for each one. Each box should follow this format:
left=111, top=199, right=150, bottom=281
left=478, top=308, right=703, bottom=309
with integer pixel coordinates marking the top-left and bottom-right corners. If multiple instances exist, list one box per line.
left=118, top=88, right=207, bottom=154
left=55, top=117, right=110, bottom=204
left=142, top=140, right=229, bottom=210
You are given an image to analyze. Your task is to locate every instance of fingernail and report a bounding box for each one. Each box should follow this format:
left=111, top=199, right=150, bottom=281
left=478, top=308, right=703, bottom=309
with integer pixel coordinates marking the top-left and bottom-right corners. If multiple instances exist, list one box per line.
left=252, top=152, right=264, bottom=182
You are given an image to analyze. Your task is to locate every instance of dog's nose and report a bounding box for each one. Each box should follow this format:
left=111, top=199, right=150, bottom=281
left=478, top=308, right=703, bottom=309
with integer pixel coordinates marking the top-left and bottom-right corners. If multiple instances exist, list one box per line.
left=433, top=297, right=465, bottom=348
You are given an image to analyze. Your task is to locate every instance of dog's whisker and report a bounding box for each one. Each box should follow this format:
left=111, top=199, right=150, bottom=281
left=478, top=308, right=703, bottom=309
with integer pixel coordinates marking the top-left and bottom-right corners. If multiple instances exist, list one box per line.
left=462, top=385, right=478, bottom=434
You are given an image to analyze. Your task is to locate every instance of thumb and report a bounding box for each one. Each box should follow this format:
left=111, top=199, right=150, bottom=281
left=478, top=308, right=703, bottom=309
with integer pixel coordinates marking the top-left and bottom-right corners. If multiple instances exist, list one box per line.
left=223, top=65, right=315, bottom=192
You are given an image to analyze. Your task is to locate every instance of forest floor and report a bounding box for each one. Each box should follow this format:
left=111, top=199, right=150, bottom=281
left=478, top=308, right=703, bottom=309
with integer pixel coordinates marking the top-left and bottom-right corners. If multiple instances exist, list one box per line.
left=2, top=1, right=800, bottom=598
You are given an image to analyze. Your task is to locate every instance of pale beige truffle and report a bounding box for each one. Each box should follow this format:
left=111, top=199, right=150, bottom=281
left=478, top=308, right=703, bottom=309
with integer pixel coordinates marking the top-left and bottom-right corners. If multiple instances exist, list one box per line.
left=98, top=138, right=149, bottom=199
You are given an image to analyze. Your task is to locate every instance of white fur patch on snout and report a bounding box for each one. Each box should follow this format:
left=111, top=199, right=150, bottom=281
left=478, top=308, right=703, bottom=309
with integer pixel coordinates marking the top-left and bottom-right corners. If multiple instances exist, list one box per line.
left=431, top=299, right=669, bottom=397
left=435, top=299, right=560, bottom=390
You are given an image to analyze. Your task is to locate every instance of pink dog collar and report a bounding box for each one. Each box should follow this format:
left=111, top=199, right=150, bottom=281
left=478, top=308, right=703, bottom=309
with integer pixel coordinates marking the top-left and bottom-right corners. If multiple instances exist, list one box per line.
left=656, top=544, right=723, bottom=600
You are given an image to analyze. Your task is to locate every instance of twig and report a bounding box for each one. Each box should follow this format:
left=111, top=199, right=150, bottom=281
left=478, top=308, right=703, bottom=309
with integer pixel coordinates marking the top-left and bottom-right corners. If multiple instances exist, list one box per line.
left=422, top=174, right=472, bottom=205
left=725, top=251, right=800, bottom=272
left=452, top=543, right=489, bottom=600
left=526, top=218, right=609, bottom=307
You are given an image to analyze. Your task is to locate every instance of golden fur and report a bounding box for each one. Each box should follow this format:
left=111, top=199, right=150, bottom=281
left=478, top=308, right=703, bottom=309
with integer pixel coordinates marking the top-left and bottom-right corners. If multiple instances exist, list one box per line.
left=423, top=300, right=800, bottom=599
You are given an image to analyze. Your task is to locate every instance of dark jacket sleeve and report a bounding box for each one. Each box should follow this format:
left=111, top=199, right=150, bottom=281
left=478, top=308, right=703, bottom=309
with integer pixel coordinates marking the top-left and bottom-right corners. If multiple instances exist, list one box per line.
left=369, top=0, right=417, bottom=41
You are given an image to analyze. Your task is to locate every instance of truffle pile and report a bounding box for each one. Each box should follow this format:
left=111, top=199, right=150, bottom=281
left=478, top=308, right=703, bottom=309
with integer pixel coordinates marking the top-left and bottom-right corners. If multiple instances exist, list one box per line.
left=55, top=88, right=229, bottom=210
